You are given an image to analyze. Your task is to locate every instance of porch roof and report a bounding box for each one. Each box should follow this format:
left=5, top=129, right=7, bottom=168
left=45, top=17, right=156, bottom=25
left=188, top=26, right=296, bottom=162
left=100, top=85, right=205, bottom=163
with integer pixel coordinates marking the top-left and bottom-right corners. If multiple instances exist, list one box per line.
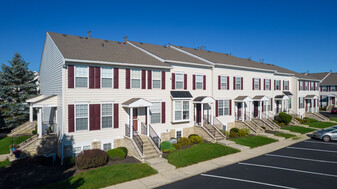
left=234, top=96, right=253, bottom=102
left=283, top=91, right=293, bottom=96
left=275, top=95, right=289, bottom=100
left=193, top=96, right=215, bottom=103
left=122, top=98, right=152, bottom=108
left=328, top=94, right=337, bottom=97
left=26, top=95, right=58, bottom=107
left=170, top=91, right=193, bottom=99
left=252, top=95, right=269, bottom=101
left=304, top=95, right=318, bottom=99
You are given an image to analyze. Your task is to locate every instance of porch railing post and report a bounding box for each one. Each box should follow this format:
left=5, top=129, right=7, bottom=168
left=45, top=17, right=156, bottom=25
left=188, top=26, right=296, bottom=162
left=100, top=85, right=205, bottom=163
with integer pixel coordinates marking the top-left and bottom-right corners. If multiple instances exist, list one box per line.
left=211, top=102, right=214, bottom=125
left=146, top=106, right=150, bottom=136
left=29, top=103, right=33, bottom=122
left=37, top=108, right=42, bottom=138
left=130, top=108, right=133, bottom=139
left=201, top=103, right=204, bottom=127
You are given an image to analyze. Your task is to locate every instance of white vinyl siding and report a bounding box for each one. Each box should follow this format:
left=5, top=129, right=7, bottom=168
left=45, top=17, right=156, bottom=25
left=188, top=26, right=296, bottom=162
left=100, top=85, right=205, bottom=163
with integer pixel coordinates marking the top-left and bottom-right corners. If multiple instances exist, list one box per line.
left=196, top=75, right=203, bottom=89
left=102, top=67, right=113, bottom=88
left=75, top=104, right=88, bottom=131
left=220, top=75, right=227, bottom=89
left=151, top=102, right=161, bottom=124
left=131, top=69, right=141, bottom=88
left=175, top=73, right=184, bottom=89
left=174, top=101, right=189, bottom=122
left=152, top=71, right=161, bottom=89
left=75, top=66, right=88, bottom=88
left=102, top=104, right=113, bottom=128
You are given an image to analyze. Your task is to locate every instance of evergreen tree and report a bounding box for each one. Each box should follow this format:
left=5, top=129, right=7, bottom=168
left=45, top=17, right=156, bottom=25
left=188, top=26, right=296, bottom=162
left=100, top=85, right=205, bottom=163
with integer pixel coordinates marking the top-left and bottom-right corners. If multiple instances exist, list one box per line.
left=0, top=53, right=38, bottom=128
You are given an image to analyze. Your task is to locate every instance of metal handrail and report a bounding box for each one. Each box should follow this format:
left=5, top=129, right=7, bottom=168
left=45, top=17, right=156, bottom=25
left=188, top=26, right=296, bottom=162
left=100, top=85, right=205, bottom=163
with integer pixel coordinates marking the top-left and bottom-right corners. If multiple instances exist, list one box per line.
left=149, top=124, right=161, bottom=149
left=132, top=127, right=143, bottom=155
left=203, top=116, right=216, bottom=137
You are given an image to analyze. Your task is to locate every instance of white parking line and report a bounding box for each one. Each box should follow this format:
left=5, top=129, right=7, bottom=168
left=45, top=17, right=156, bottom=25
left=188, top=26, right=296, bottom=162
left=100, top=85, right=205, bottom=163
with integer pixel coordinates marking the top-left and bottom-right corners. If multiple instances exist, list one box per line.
left=238, top=162, right=337, bottom=178
left=265, top=154, right=337, bottom=164
left=304, top=141, right=337, bottom=145
left=286, top=147, right=337, bottom=153
left=200, top=173, right=297, bottom=189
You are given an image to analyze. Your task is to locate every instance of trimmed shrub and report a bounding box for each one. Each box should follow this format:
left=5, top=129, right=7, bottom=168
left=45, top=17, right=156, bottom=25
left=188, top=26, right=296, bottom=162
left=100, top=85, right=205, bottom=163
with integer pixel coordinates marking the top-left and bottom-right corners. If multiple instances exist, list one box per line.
left=190, top=135, right=203, bottom=144
left=107, top=148, right=126, bottom=161
left=230, top=128, right=239, bottom=133
left=116, top=147, right=128, bottom=156
left=160, top=141, right=175, bottom=152
left=295, top=118, right=305, bottom=123
left=237, top=129, right=247, bottom=137
left=177, top=137, right=191, bottom=146
left=241, top=128, right=250, bottom=135
left=229, top=130, right=238, bottom=138
left=76, top=149, right=109, bottom=170
left=188, top=134, right=199, bottom=139
left=279, top=122, right=285, bottom=127
left=172, top=143, right=182, bottom=150
left=279, top=112, right=292, bottom=125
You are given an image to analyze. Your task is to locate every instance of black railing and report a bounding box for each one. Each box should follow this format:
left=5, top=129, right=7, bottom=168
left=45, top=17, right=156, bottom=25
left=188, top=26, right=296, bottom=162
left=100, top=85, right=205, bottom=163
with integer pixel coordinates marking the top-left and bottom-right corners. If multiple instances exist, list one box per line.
left=203, top=116, right=216, bottom=137
left=149, top=124, right=161, bottom=149
left=133, top=128, right=143, bottom=155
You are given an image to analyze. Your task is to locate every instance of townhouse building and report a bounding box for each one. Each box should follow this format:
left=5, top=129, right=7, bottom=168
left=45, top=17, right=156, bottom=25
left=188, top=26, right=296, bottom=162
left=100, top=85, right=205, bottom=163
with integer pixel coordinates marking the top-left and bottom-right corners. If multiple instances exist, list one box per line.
left=26, top=32, right=321, bottom=162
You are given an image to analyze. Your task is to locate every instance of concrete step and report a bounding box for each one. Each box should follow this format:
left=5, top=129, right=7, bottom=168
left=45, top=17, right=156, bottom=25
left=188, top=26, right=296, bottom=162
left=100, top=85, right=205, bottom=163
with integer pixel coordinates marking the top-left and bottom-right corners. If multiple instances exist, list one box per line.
left=146, top=157, right=169, bottom=165
left=145, top=154, right=160, bottom=160
left=145, top=157, right=175, bottom=172
left=227, top=143, right=250, bottom=151
left=217, top=139, right=235, bottom=146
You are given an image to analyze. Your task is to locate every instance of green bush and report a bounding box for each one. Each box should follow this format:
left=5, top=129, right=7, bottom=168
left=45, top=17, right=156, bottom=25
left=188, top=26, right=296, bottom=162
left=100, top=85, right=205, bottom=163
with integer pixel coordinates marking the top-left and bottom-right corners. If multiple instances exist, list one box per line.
left=172, top=143, right=182, bottom=150
left=116, top=147, right=128, bottom=156
left=107, top=148, right=126, bottom=161
left=241, top=128, right=250, bottom=135
left=188, top=134, right=199, bottom=139
left=177, top=137, right=191, bottom=146
left=229, top=130, right=238, bottom=138
left=237, top=129, right=247, bottom=137
left=230, top=128, right=239, bottom=133
left=160, top=141, right=175, bottom=152
left=279, top=112, right=292, bottom=125
left=190, top=136, right=203, bottom=144
left=32, top=130, right=37, bottom=135
left=279, top=122, right=285, bottom=127
left=64, top=157, right=75, bottom=166
left=295, top=118, right=305, bottom=123
left=76, top=149, right=109, bottom=170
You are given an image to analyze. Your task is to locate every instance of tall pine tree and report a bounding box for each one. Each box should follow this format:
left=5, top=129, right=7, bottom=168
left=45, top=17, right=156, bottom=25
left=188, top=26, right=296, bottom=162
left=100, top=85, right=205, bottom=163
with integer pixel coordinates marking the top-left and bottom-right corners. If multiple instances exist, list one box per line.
left=0, top=53, right=38, bottom=128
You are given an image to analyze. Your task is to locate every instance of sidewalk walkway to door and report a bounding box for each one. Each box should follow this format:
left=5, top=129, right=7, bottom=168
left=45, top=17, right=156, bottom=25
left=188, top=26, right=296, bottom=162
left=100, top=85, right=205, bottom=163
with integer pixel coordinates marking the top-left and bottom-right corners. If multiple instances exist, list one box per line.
left=105, top=134, right=311, bottom=189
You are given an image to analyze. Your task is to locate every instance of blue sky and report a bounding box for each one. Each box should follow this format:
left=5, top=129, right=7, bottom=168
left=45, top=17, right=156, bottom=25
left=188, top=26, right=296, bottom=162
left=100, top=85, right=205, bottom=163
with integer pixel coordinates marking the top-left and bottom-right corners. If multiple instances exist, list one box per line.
left=0, top=0, right=336, bottom=73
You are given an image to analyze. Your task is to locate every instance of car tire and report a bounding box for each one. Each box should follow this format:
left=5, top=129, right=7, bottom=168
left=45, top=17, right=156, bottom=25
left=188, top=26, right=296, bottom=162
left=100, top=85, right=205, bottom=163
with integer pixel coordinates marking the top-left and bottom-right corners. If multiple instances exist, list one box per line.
left=323, top=136, right=331, bottom=142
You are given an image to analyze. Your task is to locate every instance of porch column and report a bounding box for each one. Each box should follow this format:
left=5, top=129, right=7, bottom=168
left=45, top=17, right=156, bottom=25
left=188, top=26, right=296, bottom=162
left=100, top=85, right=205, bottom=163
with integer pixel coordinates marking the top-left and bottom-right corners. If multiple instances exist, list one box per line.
left=242, top=102, right=245, bottom=122
left=211, top=102, right=214, bottom=125
left=194, top=104, right=197, bottom=125
left=37, top=108, right=42, bottom=138
left=235, top=103, right=238, bottom=120
left=146, top=106, right=150, bottom=136
left=201, top=104, right=204, bottom=126
left=259, top=101, right=262, bottom=119
left=250, top=101, right=253, bottom=119
left=130, top=108, right=133, bottom=139
left=29, top=103, right=33, bottom=122
left=311, top=100, right=314, bottom=113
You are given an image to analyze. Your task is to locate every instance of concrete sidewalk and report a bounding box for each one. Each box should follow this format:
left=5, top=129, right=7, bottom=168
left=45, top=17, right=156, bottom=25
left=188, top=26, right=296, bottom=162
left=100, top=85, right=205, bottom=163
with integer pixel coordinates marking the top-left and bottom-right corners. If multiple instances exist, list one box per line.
left=105, top=134, right=310, bottom=189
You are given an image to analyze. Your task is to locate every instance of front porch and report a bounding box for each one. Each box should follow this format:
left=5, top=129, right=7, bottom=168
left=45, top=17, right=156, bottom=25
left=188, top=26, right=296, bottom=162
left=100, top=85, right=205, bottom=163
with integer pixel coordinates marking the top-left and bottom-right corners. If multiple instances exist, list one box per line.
left=274, top=95, right=290, bottom=114
left=304, top=95, right=319, bottom=113
left=234, top=96, right=253, bottom=121
left=193, top=96, right=215, bottom=126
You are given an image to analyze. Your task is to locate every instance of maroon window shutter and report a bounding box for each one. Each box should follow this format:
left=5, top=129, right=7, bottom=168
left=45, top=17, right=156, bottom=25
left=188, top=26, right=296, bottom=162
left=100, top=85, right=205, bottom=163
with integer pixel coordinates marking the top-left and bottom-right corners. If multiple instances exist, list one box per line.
left=89, top=67, right=94, bottom=89
left=172, top=73, right=175, bottom=90
left=148, top=70, right=152, bottom=89
left=203, top=75, right=206, bottom=90
left=227, top=76, right=229, bottom=90
left=162, top=71, right=165, bottom=90
left=68, top=104, right=74, bottom=132
left=95, top=67, right=100, bottom=88
left=193, top=74, right=196, bottom=90
left=264, top=79, right=266, bottom=90
left=241, top=77, right=243, bottom=90
left=114, top=68, right=119, bottom=89
left=184, top=74, right=187, bottom=90
left=215, top=100, right=219, bottom=117
left=141, top=70, right=146, bottom=89
left=274, top=80, right=276, bottom=90
left=161, top=102, right=165, bottom=123
left=89, top=104, right=100, bottom=130
left=126, top=69, right=130, bottom=89
left=262, top=101, right=264, bottom=111
left=229, top=99, right=232, bottom=115
left=299, top=81, right=301, bottom=91
left=233, top=77, right=236, bottom=90
left=299, top=97, right=301, bottom=108
left=218, top=76, right=221, bottom=90
left=114, top=104, right=119, bottom=128
left=314, top=99, right=316, bottom=107
left=252, top=78, right=254, bottom=90
left=269, top=79, right=271, bottom=90
left=259, top=79, right=261, bottom=90
left=283, top=80, right=285, bottom=90
left=68, top=65, right=74, bottom=88
left=271, top=98, right=273, bottom=110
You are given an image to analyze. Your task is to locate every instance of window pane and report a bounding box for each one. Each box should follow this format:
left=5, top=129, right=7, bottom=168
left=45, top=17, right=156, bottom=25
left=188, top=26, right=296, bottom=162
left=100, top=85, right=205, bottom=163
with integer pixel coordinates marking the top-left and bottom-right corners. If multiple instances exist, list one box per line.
left=83, top=145, right=90, bottom=151
left=103, top=143, right=111, bottom=151
left=102, top=116, right=112, bottom=128
left=152, top=71, right=161, bottom=80
left=102, top=78, right=112, bottom=88
left=131, top=79, right=140, bottom=88
left=76, top=77, right=87, bottom=87
left=196, top=82, right=202, bottom=89
left=224, top=100, right=229, bottom=115
left=183, top=101, right=189, bottom=120
left=131, top=69, right=140, bottom=79
left=73, top=147, right=81, bottom=155
left=151, top=113, right=160, bottom=123
left=176, top=73, right=183, bottom=81
left=76, top=118, right=88, bottom=130
left=102, top=67, right=112, bottom=78
left=75, top=66, right=88, bottom=77
left=175, top=101, right=182, bottom=111
left=153, top=80, right=160, bottom=88
left=176, top=81, right=183, bottom=89
left=151, top=102, right=161, bottom=124
left=175, top=111, right=182, bottom=120
left=176, top=131, right=182, bottom=140
left=102, top=104, right=112, bottom=116
left=76, top=104, right=88, bottom=117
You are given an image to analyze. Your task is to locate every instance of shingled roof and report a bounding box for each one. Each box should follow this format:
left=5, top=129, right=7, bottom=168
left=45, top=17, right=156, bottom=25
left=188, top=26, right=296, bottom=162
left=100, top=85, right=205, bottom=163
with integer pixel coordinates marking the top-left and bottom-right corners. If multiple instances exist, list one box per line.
left=320, top=73, right=337, bottom=85
left=47, top=32, right=171, bottom=68
left=305, top=72, right=330, bottom=80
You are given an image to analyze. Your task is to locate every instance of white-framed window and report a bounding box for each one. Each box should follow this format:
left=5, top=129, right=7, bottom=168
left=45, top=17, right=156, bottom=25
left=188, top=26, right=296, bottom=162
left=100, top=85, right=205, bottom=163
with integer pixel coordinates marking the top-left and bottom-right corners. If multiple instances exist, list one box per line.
left=235, top=76, right=241, bottom=90
left=284, top=81, right=289, bottom=90
left=75, top=66, right=88, bottom=88
left=322, top=86, right=327, bottom=91
left=75, top=104, right=89, bottom=131
left=176, top=130, right=182, bottom=140
left=315, top=82, right=318, bottom=91
left=254, top=78, right=259, bottom=90
left=220, top=75, right=227, bottom=90
left=102, top=104, right=113, bottom=128
left=265, top=79, right=270, bottom=90
left=268, top=99, right=272, bottom=111
left=152, top=71, right=161, bottom=89
left=101, top=67, right=113, bottom=88
left=73, top=146, right=82, bottom=156
left=175, top=73, right=184, bottom=89
left=131, top=69, right=141, bottom=88
left=331, top=86, right=336, bottom=92
left=151, top=102, right=161, bottom=124
left=288, top=98, right=292, bottom=109
left=218, top=100, right=229, bottom=116
left=196, top=74, right=203, bottom=89
left=174, top=100, right=190, bottom=122
left=103, top=143, right=112, bottom=151
left=310, top=82, right=314, bottom=91
left=83, top=145, right=90, bottom=151
left=300, top=97, right=304, bottom=108
left=305, top=81, right=308, bottom=90
left=275, top=80, right=280, bottom=90
left=299, top=81, right=303, bottom=90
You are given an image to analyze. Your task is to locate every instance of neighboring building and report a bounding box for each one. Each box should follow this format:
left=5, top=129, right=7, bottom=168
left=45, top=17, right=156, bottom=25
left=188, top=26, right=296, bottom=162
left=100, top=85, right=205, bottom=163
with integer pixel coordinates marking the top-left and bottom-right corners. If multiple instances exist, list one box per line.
left=26, top=32, right=320, bottom=162
left=306, top=72, right=337, bottom=108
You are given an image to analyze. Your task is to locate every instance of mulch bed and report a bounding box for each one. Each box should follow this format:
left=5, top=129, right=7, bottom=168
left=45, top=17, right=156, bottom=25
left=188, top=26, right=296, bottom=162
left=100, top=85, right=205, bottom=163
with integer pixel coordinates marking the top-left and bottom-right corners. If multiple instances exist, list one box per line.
left=0, top=156, right=140, bottom=189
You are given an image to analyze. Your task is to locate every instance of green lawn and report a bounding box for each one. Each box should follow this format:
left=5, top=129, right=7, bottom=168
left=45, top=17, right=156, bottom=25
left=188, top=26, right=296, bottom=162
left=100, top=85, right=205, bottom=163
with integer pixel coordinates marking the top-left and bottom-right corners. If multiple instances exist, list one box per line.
left=42, top=163, right=157, bottom=189
left=231, top=136, right=277, bottom=148
left=330, top=117, right=337, bottom=122
left=274, top=132, right=296, bottom=139
left=0, top=160, right=10, bottom=168
left=281, top=126, right=316, bottom=134
left=303, top=121, right=336, bottom=129
left=0, top=135, right=32, bottom=154
left=165, top=143, right=240, bottom=168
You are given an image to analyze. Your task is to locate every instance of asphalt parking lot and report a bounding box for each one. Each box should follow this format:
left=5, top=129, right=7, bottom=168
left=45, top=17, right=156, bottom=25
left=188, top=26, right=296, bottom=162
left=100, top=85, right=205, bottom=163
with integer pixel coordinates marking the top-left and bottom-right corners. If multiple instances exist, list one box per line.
left=157, top=139, right=337, bottom=189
